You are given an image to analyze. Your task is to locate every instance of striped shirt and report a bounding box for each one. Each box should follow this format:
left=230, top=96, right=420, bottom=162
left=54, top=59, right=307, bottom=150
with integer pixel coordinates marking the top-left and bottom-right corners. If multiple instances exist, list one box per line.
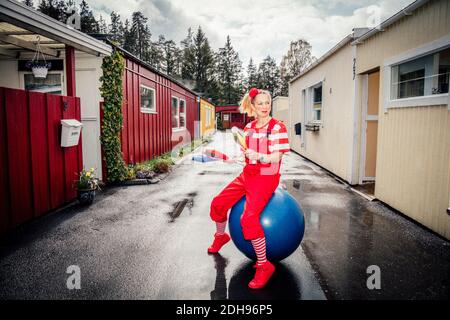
left=244, top=118, right=290, bottom=168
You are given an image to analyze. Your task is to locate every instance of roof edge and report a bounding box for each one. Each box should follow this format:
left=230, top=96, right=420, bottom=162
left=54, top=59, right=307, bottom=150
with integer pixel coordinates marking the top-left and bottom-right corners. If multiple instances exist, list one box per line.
left=290, top=34, right=353, bottom=83
left=105, top=40, right=200, bottom=97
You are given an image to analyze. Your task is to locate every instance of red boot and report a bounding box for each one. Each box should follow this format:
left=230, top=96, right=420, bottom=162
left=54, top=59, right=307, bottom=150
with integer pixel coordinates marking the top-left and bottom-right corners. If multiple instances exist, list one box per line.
left=248, top=261, right=275, bottom=289
left=207, top=233, right=230, bottom=253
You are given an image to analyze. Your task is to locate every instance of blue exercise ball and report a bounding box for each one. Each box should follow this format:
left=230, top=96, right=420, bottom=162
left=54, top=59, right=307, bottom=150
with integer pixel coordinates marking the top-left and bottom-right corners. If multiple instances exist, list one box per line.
left=229, top=188, right=305, bottom=261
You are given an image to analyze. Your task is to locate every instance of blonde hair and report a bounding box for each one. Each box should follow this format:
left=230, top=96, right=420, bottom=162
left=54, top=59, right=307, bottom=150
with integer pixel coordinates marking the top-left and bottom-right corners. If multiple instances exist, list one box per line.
left=239, top=89, right=272, bottom=117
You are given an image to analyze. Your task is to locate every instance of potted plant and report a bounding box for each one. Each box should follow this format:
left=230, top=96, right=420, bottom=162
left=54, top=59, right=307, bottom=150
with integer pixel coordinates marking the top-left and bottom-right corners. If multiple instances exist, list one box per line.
left=26, top=60, right=52, bottom=79
left=25, top=36, right=52, bottom=79
left=76, top=168, right=99, bottom=205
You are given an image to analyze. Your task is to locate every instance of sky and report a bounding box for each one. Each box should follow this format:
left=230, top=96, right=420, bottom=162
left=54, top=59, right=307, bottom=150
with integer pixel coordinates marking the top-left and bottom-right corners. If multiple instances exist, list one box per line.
left=83, top=0, right=414, bottom=67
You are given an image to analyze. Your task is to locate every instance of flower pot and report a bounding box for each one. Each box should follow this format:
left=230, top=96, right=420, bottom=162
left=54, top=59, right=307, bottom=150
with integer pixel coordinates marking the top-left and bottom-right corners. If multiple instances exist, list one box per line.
left=31, top=66, right=49, bottom=79
left=77, top=187, right=96, bottom=205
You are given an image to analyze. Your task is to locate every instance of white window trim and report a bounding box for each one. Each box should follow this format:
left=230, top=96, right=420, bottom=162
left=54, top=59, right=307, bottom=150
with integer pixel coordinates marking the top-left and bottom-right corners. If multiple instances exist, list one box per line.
left=171, top=96, right=187, bottom=131
left=140, top=84, right=157, bottom=114
left=306, top=81, right=323, bottom=124
left=383, top=34, right=450, bottom=112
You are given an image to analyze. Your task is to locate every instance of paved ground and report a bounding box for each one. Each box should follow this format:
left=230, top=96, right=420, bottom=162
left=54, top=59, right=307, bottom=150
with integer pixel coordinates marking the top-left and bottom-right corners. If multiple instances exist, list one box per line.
left=0, top=131, right=449, bottom=300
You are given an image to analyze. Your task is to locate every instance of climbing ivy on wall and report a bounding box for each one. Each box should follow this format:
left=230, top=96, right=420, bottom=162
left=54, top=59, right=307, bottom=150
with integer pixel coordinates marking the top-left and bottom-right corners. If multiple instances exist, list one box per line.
left=100, top=49, right=128, bottom=182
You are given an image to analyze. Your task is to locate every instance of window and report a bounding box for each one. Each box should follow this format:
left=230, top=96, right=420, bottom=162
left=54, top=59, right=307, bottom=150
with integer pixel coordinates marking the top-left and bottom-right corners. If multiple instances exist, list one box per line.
left=206, top=108, right=211, bottom=127
left=24, top=73, right=63, bottom=94
left=179, top=99, right=186, bottom=128
left=390, top=47, right=450, bottom=100
left=172, top=97, right=179, bottom=129
left=140, top=85, right=156, bottom=113
left=171, top=97, right=186, bottom=130
left=312, top=83, right=322, bottom=121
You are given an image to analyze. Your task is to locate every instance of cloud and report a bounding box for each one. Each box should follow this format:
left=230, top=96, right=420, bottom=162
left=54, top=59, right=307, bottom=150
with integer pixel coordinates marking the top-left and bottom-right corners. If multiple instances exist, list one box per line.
left=85, top=0, right=414, bottom=67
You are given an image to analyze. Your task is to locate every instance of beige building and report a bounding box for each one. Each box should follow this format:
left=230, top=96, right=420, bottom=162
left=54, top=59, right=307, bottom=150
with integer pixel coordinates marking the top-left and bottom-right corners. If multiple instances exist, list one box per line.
left=289, top=28, right=369, bottom=185
left=354, top=0, right=450, bottom=239
left=272, top=96, right=289, bottom=127
left=289, top=0, right=450, bottom=239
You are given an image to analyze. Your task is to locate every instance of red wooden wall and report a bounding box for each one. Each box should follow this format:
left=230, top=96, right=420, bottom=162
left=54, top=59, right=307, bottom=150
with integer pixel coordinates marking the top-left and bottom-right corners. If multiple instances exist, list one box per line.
left=121, top=58, right=198, bottom=165
left=0, top=87, right=82, bottom=234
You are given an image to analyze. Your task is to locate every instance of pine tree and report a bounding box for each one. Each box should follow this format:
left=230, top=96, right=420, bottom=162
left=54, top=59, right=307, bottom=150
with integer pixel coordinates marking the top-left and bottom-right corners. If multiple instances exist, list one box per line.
left=122, top=19, right=134, bottom=52
left=181, top=28, right=195, bottom=80
left=98, top=15, right=108, bottom=34
left=109, top=11, right=124, bottom=44
left=158, top=35, right=181, bottom=77
left=130, top=11, right=151, bottom=60
left=257, top=55, right=281, bottom=97
left=79, top=0, right=99, bottom=34
left=23, top=0, right=34, bottom=7
left=245, top=58, right=258, bottom=90
left=216, top=36, right=243, bottom=104
left=146, top=34, right=164, bottom=70
left=279, top=39, right=315, bottom=96
left=192, top=26, right=215, bottom=94
left=38, top=0, right=67, bottom=22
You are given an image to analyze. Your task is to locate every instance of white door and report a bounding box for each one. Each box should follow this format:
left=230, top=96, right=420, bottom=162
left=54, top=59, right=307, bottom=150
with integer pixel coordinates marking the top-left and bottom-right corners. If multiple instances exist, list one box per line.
left=76, top=68, right=102, bottom=178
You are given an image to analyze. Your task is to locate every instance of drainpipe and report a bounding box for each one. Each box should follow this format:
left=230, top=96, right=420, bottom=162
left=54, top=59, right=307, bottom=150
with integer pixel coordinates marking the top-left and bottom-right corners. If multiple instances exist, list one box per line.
left=197, top=96, right=201, bottom=139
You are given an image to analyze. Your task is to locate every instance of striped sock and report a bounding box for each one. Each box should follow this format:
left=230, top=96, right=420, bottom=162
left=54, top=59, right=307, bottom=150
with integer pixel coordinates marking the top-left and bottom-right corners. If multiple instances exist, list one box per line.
left=251, top=237, right=267, bottom=266
left=216, top=221, right=227, bottom=235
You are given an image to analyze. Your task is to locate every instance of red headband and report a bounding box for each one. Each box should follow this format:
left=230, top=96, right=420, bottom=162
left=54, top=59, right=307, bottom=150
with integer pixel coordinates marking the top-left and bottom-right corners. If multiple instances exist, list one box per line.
left=249, top=88, right=259, bottom=99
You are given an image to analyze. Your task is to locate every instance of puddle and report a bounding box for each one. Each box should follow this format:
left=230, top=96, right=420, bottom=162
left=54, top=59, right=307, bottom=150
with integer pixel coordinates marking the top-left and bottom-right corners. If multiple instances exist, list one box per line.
left=167, top=197, right=195, bottom=222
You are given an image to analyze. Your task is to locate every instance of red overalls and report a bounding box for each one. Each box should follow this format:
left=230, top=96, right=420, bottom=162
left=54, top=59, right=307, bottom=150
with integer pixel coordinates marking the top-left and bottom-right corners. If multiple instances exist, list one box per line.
left=209, top=118, right=284, bottom=240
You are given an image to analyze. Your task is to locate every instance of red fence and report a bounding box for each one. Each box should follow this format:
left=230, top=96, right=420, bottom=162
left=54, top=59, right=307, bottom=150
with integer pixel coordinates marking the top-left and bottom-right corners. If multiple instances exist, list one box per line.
left=0, top=87, right=82, bottom=235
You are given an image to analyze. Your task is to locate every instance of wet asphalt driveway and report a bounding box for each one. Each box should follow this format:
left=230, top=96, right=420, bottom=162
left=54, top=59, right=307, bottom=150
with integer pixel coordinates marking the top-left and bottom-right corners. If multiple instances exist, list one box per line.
left=0, top=131, right=449, bottom=300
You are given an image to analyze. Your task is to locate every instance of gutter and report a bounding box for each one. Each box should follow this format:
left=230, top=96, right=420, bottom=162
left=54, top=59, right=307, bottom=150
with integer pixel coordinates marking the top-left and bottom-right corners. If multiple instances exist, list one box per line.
left=290, top=35, right=353, bottom=83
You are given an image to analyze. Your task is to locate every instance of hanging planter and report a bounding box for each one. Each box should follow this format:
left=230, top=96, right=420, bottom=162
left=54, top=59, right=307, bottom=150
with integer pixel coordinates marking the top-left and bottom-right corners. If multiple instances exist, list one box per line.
left=25, top=36, right=52, bottom=79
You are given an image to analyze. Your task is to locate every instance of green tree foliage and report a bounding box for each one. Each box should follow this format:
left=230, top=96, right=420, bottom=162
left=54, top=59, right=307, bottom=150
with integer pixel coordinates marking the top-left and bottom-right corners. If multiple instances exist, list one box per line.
left=280, top=39, right=315, bottom=96
left=79, top=0, right=99, bottom=34
left=216, top=36, right=243, bottom=105
left=257, top=55, right=281, bottom=97
left=245, top=58, right=258, bottom=91
left=109, top=11, right=124, bottom=44
left=191, top=27, right=215, bottom=95
left=38, top=0, right=68, bottom=22
left=23, top=0, right=34, bottom=7
left=129, top=12, right=151, bottom=60
left=181, top=27, right=195, bottom=80
left=158, top=35, right=182, bottom=77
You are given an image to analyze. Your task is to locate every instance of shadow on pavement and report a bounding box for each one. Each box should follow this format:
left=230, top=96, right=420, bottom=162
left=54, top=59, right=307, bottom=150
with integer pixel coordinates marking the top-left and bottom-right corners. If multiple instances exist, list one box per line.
left=210, top=254, right=302, bottom=300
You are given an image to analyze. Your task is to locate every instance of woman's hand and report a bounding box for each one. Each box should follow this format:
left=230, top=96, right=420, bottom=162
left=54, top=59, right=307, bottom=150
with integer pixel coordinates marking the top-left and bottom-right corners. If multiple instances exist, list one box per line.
left=244, top=149, right=260, bottom=161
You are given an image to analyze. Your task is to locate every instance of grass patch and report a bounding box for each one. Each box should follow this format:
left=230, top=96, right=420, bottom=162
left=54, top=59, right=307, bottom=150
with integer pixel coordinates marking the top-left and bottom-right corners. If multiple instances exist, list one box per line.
left=126, top=137, right=210, bottom=179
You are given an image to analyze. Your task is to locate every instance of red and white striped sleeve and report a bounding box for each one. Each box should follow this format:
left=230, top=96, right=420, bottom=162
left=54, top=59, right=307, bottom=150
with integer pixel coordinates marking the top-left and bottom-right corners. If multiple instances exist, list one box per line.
left=269, top=121, right=290, bottom=154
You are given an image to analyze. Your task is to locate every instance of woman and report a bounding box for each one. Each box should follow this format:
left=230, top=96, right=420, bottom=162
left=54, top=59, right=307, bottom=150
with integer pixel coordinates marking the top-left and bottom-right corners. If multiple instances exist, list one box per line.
left=207, top=88, right=290, bottom=289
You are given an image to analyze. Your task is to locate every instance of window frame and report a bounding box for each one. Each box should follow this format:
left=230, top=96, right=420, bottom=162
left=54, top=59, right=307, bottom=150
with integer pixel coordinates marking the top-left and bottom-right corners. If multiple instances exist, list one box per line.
left=140, top=84, right=157, bottom=114
left=171, top=96, right=186, bottom=132
left=20, top=71, right=65, bottom=95
left=304, top=81, right=323, bottom=124
left=383, top=35, right=450, bottom=112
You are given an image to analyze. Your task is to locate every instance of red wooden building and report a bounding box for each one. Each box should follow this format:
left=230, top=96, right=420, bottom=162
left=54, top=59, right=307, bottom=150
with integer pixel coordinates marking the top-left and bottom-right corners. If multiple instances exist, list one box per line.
left=216, top=105, right=253, bottom=129
left=0, top=0, right=111, bottom=234
left=111, top=44, right=199, bottom=166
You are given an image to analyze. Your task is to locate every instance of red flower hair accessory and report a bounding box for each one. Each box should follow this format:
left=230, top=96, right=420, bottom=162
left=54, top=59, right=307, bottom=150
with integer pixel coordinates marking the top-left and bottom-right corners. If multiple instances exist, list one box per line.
left=249, top=87, right=259, bottom=99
